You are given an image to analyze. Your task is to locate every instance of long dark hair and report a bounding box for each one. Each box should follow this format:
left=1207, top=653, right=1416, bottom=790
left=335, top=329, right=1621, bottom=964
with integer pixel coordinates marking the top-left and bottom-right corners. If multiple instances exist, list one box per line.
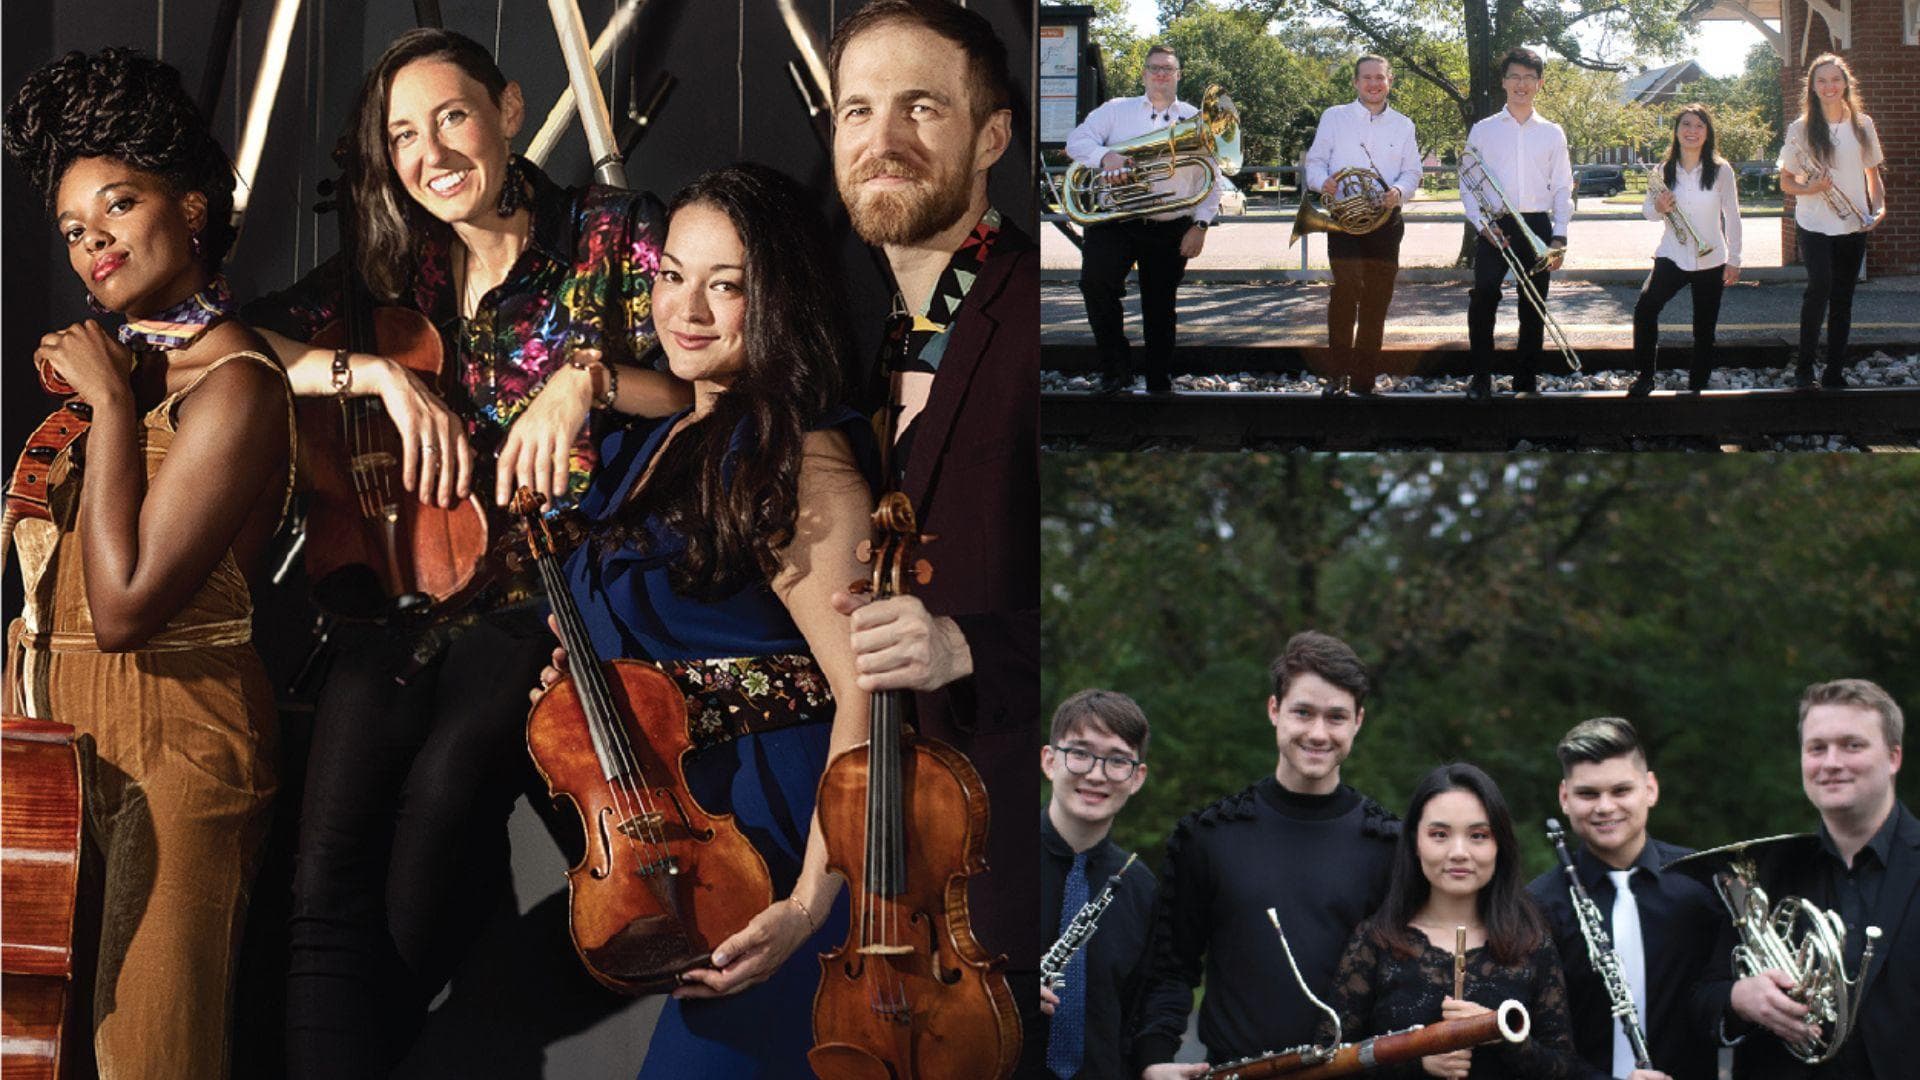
left=1798, top=53, right=1868, bottom=168
left=602, top=163, right=851, bottom=600
left=1364, top=763, right=1545, bottom=966
left=3, top=47, right=237, bottom=273
left=1662, top=103, right=1722, bottom=192
left=347, top=28, right=511, bottom=300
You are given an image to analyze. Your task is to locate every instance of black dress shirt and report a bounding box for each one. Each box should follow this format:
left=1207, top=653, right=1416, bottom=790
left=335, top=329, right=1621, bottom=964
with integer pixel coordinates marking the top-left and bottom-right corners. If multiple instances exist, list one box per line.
left=1037, top=811, right=1157, bottom=1080
left=1528, top=835, right=1733, bottom=1080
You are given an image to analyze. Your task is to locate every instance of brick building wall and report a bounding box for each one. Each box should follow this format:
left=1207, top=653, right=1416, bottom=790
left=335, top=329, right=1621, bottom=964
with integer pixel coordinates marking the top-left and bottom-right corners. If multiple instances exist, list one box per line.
left=1779, top=0, right=1920, bottom=274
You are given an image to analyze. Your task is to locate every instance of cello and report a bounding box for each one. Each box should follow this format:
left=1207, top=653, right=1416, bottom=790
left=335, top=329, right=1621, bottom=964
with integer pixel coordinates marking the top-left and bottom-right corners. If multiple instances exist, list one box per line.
left=512, top=489, right=773, bottom=994
left=809, top=491, right=1021, bottom=1080
left=1, top=369, right=88, bottom=1080
left=294, top=150, right=488, bottom=620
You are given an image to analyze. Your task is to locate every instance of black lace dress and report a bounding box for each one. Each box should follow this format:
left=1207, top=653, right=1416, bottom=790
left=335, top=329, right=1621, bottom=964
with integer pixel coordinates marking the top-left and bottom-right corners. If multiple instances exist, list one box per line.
left=1319, top=926, right=1587, bottom=1079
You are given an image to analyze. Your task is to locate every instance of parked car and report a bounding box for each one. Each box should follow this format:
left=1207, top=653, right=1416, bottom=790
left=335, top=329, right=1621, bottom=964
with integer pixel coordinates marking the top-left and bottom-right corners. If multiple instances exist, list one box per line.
left=1576, top=165, right=1626, bottom=197
left=1217, top=176, right=1246, bottom=217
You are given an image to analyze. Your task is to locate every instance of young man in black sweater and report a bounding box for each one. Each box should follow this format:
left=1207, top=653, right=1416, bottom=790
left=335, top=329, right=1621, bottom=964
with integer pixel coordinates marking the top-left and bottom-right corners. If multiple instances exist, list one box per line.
left=1527, top=717, right=1728, bottom=1080
left=1134, top=632, right=1399, bottom=1078
left=1035, top=689, right=1159, bottom=1080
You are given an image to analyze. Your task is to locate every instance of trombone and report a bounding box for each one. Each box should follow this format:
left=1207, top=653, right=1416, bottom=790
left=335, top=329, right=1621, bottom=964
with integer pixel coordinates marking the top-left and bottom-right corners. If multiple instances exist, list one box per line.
left=1458, top=144, right=1582, bottom=373
left=1641, top=163, right=1713, bottom=259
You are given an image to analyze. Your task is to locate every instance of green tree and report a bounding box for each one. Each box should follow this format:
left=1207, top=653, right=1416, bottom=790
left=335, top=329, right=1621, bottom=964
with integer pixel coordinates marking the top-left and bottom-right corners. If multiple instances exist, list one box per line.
left=1538, top=64, right=1661, bottom=162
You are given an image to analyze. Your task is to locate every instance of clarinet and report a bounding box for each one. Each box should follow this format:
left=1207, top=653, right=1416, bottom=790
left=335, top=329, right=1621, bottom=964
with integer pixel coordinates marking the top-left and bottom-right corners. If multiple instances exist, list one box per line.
left=1041, top=852, right=1138, bottom=990
left=1546, top=818, right=1653, bottom=1072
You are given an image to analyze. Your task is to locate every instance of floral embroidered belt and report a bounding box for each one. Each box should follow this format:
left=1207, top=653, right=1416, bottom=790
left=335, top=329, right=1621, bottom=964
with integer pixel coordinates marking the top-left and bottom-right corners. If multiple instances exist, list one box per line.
left=653, top=652, right=834, bottom=751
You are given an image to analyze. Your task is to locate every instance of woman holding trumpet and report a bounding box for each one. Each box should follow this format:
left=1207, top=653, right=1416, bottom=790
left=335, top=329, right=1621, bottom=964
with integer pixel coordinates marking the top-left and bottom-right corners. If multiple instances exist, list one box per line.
left=1628, top=105, right=1742, bottom=397
left=1778, top=53, right=1886, bottom=390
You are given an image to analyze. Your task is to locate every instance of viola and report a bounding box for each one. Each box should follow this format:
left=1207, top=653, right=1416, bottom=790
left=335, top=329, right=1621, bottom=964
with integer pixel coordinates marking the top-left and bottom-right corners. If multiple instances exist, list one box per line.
left=0, top=367, right=88, bottom=561
left=512, top=489, right=772, bottom=993
left=809, top=491, right=1021, bottom=1080
left=295, top=164, right=488, bottom=620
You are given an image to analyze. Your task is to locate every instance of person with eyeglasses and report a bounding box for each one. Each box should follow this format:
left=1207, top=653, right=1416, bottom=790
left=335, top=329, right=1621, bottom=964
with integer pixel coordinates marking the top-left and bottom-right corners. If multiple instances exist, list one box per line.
left=1032, top=689, right=1159, bottom=1079
left=1065, top=44, right=1229, bottom=395
left=1462, top=46, right=1574, bottom=402
left=1134, top=631, right=1399, bottom=1079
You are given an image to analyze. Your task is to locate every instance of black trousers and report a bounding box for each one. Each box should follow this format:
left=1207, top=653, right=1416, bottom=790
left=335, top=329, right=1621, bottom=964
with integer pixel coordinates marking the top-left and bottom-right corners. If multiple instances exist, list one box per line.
left=1632, top=257, right=1725, bottom=382
left=1468, top=211, right=1555, bottom=382
left=1326, top=211, right=1404, bottom=383
left=286, top=608, right=557, bottom=1078
left=1797, top=226, right=1868, bottom=371
left=1080, top=216, right=1193, bottom=390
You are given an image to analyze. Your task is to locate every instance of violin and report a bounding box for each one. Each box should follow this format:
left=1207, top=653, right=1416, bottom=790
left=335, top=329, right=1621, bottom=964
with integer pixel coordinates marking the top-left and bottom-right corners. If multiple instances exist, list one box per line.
left=1, top=369, right=86, bottom=1080
left=295, top=157, right=488, bottom=620
left=809, top=491, right=1021, bottom=1080
left=512, top=488, right=772, bottom=994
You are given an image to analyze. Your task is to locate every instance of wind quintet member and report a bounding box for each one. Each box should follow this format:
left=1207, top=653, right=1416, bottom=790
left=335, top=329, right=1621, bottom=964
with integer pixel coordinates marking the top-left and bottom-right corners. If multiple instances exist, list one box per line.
left=1721, top=679, right=1917, bottom=1079
left=534, top=163, right=878, bottom=1076
left=3, top=48, right=292, bottom=1080
left=1777, top=53, right=1886, bottom=391
left=1628, top=106, right=1742, bottom=398
left=1036, top=690, right=1159, bottom=1079
left=1303, top=54, right=1423, bottom=397
left=825, top=0, right=1044, bottom=1038
left=1463, top=47, right=1573, bottom=402
left=1526, top=718, right=1730, bottom=1080
left=1326, top=763, right=1584, bottom=1079
left=1135, top=631, right=1399, bottom=1079
left=1065, top=43, right=1228, bottom=395
left=240, top=28, right=688, bottom=1077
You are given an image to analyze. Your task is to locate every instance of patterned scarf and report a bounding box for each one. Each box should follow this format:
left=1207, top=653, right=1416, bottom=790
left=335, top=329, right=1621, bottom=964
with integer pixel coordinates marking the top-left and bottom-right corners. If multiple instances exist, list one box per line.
left=116, top=275, right=236, bottom=350
left=878, top=208, right=1003, bottom=381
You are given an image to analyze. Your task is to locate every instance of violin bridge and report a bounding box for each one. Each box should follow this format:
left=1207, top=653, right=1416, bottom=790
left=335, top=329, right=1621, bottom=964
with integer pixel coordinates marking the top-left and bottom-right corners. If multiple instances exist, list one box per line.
left=617, top=811, right=667, bottom=837
left=857, top=944, right=916, bottom=956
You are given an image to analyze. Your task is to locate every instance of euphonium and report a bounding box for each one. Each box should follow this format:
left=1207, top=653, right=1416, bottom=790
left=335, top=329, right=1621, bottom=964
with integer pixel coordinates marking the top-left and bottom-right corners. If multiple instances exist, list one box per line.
left=1061, top=84, right=1241, bottom=225
left=1672, top=836, right=1881, bottom=1066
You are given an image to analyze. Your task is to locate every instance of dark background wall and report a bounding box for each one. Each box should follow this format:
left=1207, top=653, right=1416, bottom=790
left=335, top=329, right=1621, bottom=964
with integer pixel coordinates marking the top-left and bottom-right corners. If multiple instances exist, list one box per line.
left=2, top=3, right=1035, bottom=1075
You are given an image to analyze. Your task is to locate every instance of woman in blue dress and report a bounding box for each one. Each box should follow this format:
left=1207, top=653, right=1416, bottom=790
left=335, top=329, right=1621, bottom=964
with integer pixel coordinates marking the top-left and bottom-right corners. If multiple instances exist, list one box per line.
left=541, top=162, right=877, bottom=1076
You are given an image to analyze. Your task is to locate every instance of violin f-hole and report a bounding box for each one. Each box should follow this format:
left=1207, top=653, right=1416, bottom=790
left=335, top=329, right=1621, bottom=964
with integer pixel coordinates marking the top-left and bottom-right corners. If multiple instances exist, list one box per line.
left=590, top=806, right=616, bottom=879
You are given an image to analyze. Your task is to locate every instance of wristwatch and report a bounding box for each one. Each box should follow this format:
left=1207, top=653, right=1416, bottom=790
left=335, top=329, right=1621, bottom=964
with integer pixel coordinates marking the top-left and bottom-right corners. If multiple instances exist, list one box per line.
left=1193, top=219, right=1213, bottom=230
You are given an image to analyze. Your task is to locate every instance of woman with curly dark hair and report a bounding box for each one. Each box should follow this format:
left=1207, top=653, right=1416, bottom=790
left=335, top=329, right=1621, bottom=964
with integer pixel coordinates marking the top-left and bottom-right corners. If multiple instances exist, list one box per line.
left=1323, top=764, right=1593, bottom=1079
left=3, top=47, right=291, bottom=1079
left=532, top=162, right=876, bottom=1076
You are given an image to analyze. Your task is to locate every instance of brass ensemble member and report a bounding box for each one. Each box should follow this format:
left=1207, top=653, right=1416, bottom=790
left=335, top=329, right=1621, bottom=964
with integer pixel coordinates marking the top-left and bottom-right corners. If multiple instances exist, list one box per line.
left=1464, top=47, right=1573, bottom=402
left=1326, top=763, right=1584, bottom=1080
left=826, top=0, right=1043, bottom=1038
left=1037, top=690, right=1158, bottom=1079
left=3, top=48, right=292, bottom=1079
left=1135, top=632, right=1399, bottom=1079
left=1303, top=55, right=1423, bottom=397
left=240, top=29, right=686, bottom=1076
left=1777, top=54, right=1887, bottom=390
left=1629, top=106, right=1743, bottom=397
left=1725, top=680, right=1917, bottom=1080
left=538, top=164, right=878, bottom=1076
left=1065, top=44, right=1229, bottom=395
left=1526, top=718, right=1731, bottom=1080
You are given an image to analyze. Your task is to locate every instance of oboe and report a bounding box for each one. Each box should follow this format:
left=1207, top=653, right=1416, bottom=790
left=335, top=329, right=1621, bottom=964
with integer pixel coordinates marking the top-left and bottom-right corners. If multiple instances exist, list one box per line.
left=1546, top=818, right=1652, bottom=1071
left=1041, top=852, right=1138, bottom=990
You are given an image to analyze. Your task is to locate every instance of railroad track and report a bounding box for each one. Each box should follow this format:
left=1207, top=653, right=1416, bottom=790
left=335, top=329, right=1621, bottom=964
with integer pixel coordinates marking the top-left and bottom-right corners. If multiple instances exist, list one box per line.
left=1041, top=386, right=1920, bottom=451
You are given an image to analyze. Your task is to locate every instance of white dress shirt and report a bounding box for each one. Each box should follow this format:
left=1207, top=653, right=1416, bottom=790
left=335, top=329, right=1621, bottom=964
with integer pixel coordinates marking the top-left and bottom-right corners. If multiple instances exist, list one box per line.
left=1064, top=94, right=1229, bottom=224
left=1463, top=107, right=1574, bottom=239
left=1304, top=100, right=1423, bottom=203
left=1642, top=158, right=1742, bottom=271
left=1778, top=114, right=1883, bottom=237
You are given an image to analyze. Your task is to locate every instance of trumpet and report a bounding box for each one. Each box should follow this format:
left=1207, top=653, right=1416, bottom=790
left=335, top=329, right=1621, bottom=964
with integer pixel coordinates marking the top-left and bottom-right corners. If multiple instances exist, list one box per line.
left=1670, top=836, right=1881, bottom=1065
left=1457, top=144, right=1583, bottom=373
left=1061, top=84, right=1241, bottom=225
left=1641, top=163, right=1713, bottom=259
left=1787, top=135, right=1866, bottom=225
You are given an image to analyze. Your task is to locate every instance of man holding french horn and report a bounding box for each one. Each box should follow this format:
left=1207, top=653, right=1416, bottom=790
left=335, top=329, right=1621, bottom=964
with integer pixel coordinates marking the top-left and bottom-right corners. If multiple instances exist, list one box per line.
left=1302, top=55, right=1423, bottom=397
left=1066, top=45, right=1229, bottom=395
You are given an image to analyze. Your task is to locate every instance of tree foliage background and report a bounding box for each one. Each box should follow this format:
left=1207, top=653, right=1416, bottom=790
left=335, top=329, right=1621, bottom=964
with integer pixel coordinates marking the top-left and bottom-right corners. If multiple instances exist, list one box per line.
left=1042, top=454, right=1920, bottom=879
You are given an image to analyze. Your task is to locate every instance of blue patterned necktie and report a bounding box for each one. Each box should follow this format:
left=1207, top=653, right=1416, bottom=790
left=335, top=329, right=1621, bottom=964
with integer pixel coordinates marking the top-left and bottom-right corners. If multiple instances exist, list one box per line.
left=1047, top=851, right=1090, bottom=1079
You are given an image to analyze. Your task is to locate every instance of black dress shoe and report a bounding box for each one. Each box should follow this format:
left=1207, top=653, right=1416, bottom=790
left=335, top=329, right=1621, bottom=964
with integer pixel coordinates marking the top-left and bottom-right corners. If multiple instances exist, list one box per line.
left=1512, top=374, right=1538, bottom=396
left=1627, top=374, right=1654, bottom=398
left=1821, top=366, right=1848, bottom=389
left=1466, top=374, right=1492, bottom=402
left=1321, top=375, right=1350, bottom=398
left=1793, top=364, right=1817, bottom=390
left=1688, top=369, right=1710, bottom=393
left=1094, top=375, right=1128, bottom=397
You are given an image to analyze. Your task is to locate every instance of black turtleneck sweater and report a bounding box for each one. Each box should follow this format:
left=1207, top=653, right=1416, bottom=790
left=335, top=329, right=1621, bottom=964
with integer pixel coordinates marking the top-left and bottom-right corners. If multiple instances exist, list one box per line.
left=1034, top=810, right=1158, bottom=1080
left=1133, top=778, right=1399, bottom=1070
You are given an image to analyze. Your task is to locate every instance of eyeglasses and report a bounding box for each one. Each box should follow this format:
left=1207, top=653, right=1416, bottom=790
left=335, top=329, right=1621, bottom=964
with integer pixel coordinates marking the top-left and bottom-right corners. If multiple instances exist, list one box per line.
left=1145, top=64, right=1180, bottom=75
left=1051, top=744, right=1142, bottom=781
left=1503, top=72, right=1541, bottom=84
